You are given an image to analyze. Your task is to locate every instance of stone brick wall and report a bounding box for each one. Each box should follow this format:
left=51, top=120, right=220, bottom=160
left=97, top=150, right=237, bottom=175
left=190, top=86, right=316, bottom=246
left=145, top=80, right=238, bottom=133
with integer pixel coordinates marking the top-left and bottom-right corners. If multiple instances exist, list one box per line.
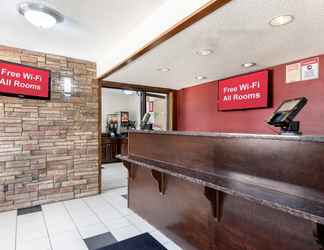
left=0, top=45, right=99, bottom=212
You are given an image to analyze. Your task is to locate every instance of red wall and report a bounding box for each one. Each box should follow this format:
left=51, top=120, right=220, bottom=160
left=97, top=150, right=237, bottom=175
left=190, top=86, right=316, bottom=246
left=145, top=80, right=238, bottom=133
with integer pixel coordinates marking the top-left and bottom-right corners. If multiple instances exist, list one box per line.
left=176, top=55, right=324, bottom=135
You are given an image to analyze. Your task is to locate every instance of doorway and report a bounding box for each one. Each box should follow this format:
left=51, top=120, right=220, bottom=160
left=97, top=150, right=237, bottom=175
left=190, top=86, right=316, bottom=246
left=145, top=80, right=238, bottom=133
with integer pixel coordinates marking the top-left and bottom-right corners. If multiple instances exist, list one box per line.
left=145, top=93, right=168, bottom=130
left=98, top=81, right=174, bottom=193
left=101, top=88, right=141, bottom=191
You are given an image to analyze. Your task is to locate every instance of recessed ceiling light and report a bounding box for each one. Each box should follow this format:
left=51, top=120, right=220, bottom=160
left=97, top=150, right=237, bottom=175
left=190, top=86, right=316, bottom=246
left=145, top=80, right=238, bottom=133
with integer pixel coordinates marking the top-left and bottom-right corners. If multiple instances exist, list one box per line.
left=157, top=67, right=170, bottom=72
left=196, top=49, right=213, bottom=56
left=18, top=2, right=64, bottom=29
left=195, top=75, right=207, bottom=80
left=269, top=15, right=294, bottom=27
left=241, top=62, right=256, bottom=68
left=123, top=90, right=134, bottom=95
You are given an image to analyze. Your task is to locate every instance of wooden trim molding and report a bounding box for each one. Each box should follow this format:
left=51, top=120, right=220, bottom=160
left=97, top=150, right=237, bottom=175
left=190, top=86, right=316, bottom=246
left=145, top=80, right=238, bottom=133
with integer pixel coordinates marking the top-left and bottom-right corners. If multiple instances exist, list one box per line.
left=101, top=80, right=174, bottom=94
left=97, top=0, right=232, bottom=81
left=146, top=93, right=166, bottom=99
left=96, top=79, right=102, bottom=194
left=168, top=92, right=174, bottom=130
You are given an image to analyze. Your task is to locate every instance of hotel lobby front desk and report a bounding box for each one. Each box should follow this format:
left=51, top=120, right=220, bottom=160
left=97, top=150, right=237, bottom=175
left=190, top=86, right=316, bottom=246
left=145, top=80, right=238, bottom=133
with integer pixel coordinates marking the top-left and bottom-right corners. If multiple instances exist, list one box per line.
left=117, top=131, right=324, bottom=250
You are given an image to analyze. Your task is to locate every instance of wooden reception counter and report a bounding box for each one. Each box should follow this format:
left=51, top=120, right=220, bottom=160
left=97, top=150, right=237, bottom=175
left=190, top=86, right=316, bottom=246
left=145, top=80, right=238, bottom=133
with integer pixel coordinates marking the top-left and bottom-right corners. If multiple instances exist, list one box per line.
left=117, top=131, right=324, bottom=250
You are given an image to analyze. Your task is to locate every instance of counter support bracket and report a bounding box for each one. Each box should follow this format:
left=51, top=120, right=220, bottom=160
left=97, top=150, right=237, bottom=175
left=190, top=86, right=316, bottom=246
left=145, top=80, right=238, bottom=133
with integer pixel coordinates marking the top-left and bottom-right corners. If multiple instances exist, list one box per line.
left=123, top=162, right=135, bottom=180
left=204, top=187, right=223, bottom=222
left=313, top=223, right=324, bottom=249
left=151, top=170, right=167, bottom=195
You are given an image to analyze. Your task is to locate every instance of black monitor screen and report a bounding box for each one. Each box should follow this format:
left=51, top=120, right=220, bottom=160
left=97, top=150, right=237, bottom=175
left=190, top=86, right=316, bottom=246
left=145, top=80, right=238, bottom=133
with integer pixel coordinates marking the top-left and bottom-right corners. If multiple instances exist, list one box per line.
left=267, top=97, right=307, bottom=126
left=276, top=99, right=302, bottom=112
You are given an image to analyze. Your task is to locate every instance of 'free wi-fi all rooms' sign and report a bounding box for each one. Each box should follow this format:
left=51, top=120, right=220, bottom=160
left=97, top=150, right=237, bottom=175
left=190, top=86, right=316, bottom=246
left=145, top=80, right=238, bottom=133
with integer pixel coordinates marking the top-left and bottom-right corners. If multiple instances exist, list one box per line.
left=0, top=60, right=51, bottom=100
left=218, top=70, right=269, bottom=111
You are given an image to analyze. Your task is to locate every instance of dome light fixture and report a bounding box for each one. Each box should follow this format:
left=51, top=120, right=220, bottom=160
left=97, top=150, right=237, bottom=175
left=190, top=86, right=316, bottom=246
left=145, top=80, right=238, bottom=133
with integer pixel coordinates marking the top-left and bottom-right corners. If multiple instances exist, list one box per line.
left=157, top=67, right=170, bottom=72
left=269, top=15, right=294, bottom=27
left=123, top=90, right=134, bottom=95
left=195, top=75, right=207, bottom=80
left=241, top=62, right=256, bottom=68
left=196, top=49, right=214, bottom=56
left=18, top=2, right=64, bottom=29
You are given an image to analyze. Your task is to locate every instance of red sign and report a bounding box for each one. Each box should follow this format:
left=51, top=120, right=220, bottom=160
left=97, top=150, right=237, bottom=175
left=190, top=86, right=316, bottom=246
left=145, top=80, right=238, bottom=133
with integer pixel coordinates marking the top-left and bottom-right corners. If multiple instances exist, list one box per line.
left=0, top=60, right=51, bottom=99
left=218, top=70, right=269, bottom=111
left=148, top=101, right=154, bottom=112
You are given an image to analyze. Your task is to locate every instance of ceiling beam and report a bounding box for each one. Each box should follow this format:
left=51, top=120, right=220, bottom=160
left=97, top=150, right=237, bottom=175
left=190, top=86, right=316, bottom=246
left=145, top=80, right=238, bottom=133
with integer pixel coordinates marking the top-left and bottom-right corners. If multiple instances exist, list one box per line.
left=100, top=80, right=174, bottom=94
left=97, top=0, right=232, bottom=81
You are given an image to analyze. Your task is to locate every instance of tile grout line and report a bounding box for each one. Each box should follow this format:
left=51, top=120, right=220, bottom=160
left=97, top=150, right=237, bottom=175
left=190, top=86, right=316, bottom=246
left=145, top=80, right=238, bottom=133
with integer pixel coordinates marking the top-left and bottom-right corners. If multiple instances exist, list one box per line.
left=82, top=198, right=114, bottom=237
left=14, top=211, right=18, bottom=250
left=82, top=190, right=144, bottom=241
left=62, top=201, right=88, bottom=243
left=41, top=207, right=54, bottom=250
left=101, top=191, right=150, bottom=229
left=87, top=197, right=139, bottom=242
left=102, top=189, right=174, bottom=245
left=100, top=190, right=157, bottom=239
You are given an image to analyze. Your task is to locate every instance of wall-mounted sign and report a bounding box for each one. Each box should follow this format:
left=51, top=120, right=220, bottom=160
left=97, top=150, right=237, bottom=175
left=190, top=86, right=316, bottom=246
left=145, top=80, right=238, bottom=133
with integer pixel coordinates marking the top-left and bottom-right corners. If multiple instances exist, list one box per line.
left=0, top=60, right=51, bottom=100
left=218, top=70, right=269, bottom=111
left=286, top=62, right=301, bottom=83
left=301, top=57, right=319, bottom=81
left=148, top=101, right=154, bottom=112
left=286, top=57, right=319, bottom=83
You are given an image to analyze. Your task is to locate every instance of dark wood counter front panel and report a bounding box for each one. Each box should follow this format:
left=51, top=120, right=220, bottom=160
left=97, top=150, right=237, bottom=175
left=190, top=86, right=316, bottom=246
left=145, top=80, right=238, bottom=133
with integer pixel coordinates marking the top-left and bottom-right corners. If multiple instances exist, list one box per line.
left=118, top=131, right=324, bottom=250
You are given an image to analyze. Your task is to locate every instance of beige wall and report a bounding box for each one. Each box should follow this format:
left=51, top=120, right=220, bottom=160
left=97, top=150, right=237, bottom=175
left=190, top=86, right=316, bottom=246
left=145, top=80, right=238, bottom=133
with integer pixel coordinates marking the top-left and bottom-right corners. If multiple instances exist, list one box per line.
left=0, top=45, right=99, bottom=212
left=101, top=89, right=141, bottom=132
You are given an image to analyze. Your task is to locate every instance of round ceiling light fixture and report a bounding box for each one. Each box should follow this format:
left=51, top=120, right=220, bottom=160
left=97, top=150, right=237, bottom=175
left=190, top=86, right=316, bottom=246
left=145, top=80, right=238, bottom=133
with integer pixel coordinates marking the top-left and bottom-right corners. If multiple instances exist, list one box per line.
left=18, top=2, right=64, bottom=29
left=157, top=67, right=170, bottom=72
left=123, top=90, right=134, bottom=95
left=269, top=15, right=294, bottom=27
left=196, top=49, right=213, bottom=56
left=195, top=75, right=207, bottom=80
left=241, top=62, right=256, bottom=68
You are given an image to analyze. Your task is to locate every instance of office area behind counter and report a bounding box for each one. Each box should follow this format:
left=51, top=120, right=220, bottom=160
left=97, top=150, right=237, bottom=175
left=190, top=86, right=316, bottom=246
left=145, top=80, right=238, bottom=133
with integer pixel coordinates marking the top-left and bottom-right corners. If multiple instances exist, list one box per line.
left=101, top=87, right=169, bottom=191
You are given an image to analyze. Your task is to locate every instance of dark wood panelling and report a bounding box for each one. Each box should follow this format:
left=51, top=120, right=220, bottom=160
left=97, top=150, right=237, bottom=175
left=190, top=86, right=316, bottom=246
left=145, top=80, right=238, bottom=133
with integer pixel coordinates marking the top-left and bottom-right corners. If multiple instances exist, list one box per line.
left=120, top=137, right=129, bottom=156
left=129, top=167, right=211, bottom=250
left=128, top=133, right=324, bottom=192
left=101, top=135, right=128, bottom=164
left=119, top=131, right=324, bottom=250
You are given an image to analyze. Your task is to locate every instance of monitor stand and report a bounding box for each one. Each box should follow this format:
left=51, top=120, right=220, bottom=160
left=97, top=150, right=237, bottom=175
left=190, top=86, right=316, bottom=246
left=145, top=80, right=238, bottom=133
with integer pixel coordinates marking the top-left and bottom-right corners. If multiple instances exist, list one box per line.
left=280, top=121, right=301, bottom=135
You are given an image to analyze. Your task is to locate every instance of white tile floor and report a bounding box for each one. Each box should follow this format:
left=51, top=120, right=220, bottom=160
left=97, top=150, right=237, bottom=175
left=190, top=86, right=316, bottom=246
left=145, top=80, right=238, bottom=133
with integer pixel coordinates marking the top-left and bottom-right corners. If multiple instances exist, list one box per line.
left=101, top=163, right=128, bottom=191
left=0, top=187, right=182, bottom=250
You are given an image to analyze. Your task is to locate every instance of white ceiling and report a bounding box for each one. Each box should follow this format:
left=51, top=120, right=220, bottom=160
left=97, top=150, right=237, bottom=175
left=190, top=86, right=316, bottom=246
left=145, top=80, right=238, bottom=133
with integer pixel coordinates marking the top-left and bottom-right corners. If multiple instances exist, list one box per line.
left=2, top=0, right=324, bottom=90
left=0, top=0, right=211, bottom=76
left=106, top=0, right=324, bottom=89
left=0, top=0, right=164, bottom=60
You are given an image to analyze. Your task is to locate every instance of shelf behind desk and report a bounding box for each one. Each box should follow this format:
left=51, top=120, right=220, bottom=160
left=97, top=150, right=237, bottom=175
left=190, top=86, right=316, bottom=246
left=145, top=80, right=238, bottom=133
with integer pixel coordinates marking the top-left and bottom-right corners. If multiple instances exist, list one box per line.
left=117, top=131, right=324, bottom=250
left=101, top=134, right=128, bottom=164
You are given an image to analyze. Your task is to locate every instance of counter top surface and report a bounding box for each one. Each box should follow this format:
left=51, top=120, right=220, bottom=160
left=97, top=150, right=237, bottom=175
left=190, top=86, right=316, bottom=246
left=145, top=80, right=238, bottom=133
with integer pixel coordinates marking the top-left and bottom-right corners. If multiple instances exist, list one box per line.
left=118, top=154, right=324, bottom=225
left=128, top=130, right=324, bottom=143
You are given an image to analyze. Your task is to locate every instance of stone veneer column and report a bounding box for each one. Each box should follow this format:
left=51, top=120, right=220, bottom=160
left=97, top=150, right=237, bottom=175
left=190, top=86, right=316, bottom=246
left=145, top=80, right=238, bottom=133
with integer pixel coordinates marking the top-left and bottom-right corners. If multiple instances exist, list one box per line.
left=0, top=45, right=99, bottom=212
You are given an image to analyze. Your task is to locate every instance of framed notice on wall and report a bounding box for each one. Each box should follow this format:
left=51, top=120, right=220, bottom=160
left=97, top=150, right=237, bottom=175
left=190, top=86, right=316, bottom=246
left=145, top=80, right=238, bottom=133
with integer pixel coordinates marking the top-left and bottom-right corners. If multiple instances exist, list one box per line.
left=301, top=57, right=319, bottom=81
left=0, top=60, right=51, bottom=100
left=218, top=70, right=269, bottom=111
left=286, top=57, right=319, bottom=83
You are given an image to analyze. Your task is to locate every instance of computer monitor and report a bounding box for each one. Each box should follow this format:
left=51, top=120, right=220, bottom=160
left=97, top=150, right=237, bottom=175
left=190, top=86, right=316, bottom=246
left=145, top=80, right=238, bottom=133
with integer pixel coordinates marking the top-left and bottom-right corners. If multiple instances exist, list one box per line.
left=267, top=97, right=307, bottom=135
left=140, top=113, right=152, bottom=130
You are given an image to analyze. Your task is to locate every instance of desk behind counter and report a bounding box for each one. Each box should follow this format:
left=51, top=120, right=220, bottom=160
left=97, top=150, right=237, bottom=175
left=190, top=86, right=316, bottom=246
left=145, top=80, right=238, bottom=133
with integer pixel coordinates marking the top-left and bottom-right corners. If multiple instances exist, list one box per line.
left=117, top=131, right=324, bottom=250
